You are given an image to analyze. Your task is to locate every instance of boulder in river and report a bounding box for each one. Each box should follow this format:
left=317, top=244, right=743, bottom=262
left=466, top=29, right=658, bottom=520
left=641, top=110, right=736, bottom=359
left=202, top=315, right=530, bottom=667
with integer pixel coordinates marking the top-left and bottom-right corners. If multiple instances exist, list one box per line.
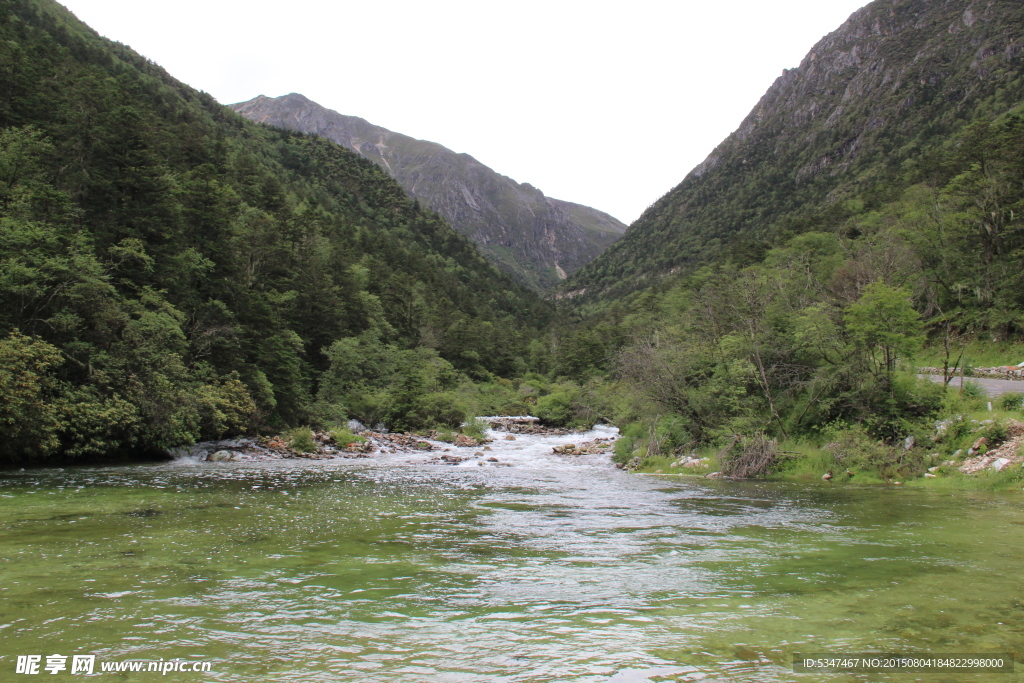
left=207, top=450, right=234, bottom=462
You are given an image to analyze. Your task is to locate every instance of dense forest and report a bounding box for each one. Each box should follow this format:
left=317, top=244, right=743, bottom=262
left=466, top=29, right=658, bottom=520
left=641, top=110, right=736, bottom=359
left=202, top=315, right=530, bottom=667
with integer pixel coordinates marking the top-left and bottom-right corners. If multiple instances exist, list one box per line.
left=0, top=0, right=550, bottom=462
left=4, top=0, right=1024, bottom=485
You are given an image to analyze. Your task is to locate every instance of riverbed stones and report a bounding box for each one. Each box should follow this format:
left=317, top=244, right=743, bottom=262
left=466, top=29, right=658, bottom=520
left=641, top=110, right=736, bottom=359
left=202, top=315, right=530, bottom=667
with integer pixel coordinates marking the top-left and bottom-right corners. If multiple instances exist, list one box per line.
left=454, top=434, right=480, bottom=447
left=504, top=435, right=516, bottom=441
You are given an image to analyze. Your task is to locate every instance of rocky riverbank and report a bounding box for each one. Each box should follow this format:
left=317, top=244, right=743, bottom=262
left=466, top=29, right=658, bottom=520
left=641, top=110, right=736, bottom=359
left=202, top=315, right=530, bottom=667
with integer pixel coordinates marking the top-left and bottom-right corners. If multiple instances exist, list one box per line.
left=166, top=425, right=522, bottom=463
left=168, top=430, right=466, bottom=463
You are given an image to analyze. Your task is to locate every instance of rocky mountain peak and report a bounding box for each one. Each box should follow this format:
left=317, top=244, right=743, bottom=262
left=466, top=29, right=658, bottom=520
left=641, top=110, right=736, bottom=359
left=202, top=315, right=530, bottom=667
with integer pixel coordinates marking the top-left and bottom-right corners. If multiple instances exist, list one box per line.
left=231, top=95, right=625, bottom=291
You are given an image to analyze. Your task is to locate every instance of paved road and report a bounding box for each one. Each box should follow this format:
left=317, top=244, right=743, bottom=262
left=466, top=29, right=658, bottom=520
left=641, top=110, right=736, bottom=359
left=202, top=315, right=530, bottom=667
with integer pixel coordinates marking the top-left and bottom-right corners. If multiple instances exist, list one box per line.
left=923, top=374, right=1024, bottom=397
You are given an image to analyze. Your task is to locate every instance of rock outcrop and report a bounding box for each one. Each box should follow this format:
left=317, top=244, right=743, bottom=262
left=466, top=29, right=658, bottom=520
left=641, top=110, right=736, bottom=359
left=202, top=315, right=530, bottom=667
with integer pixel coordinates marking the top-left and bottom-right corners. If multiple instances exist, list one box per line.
left=564, top=0, right=1024, bottom=301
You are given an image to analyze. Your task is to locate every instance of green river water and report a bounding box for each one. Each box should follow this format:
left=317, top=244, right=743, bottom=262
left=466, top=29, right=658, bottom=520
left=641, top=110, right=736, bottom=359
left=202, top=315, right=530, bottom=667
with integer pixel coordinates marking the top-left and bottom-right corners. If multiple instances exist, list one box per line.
left=1, top=426, right=1022, bottom=682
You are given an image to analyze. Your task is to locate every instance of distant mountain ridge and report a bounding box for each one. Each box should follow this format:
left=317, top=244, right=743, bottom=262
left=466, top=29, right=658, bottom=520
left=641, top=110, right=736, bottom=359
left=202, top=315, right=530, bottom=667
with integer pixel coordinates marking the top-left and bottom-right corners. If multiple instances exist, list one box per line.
left=231, top=94, right=626, bottom=292
left=563, top=0, right=1024, bottom=301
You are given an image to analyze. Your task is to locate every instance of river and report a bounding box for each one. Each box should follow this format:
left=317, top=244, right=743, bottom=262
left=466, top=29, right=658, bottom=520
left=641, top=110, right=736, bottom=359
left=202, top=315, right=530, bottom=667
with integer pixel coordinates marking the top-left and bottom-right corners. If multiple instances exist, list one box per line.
left=1, top=424, right=1022, bottom=682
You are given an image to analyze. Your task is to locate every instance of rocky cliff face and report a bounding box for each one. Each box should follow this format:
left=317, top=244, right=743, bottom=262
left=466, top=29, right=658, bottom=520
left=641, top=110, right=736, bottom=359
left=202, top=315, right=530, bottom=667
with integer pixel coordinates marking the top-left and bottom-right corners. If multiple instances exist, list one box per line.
left=231, top=94, right=626, bottom=291
left=563, top=0, right=1024, bottom=300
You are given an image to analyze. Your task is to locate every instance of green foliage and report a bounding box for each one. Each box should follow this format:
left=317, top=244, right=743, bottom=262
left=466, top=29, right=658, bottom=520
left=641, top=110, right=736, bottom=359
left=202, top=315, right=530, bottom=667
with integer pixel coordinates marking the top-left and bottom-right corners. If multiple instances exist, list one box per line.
left=998, top=392, right=1024, bottom=411
left=0, top=331, right=63, bottom=461
left=0, top=0, right=550, bottom=462
left=461, top=418, right=488, bottom=441
left=318, top=333, right=468, bottom=431
left=844, top=283, right=924, bottom=375
left=822, top=425, right=925, bottom=480
left=285, top=427, right=317, bottom=453
left=328, top=427, right=366, bottom=445
left=612, top=422, right=646, bottom=465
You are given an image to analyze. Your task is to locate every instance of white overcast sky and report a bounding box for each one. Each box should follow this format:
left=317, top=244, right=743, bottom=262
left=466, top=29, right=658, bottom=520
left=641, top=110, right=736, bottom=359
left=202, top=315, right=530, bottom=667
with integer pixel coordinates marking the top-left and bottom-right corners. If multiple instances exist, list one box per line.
left=59, top=0, right=869, bottom=224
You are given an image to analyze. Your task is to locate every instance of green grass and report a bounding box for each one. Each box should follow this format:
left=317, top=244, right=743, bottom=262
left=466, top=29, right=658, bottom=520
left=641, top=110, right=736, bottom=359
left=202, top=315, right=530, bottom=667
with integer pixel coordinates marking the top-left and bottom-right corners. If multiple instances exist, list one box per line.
left=328, top=427, right=366, bottom=446
left=905, top=466, right=1024, bottom=491
left=918, top=340, right=1024, bottom=370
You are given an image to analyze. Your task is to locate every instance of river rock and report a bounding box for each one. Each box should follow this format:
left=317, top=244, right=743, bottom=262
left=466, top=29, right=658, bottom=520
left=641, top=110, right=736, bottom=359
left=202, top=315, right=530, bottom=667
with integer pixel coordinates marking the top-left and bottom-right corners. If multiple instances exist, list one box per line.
left=705, top=472, right=723, bottom=479
left=991, top=458, right=1013, bottom=472
left=504, top=435, right=516, bottom=441
left=207, top=450, right=234, bottom=462
left=455, top=434, right=480, bottom=448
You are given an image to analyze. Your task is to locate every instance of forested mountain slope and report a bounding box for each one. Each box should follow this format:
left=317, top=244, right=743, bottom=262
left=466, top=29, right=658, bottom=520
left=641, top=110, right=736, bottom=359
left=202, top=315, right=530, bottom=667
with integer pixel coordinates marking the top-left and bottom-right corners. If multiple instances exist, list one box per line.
left=232, top=93, right=627, bottom=292
left=563, top=0, right=1024, bottom=301
left=0, top=0, right=549, bottom=462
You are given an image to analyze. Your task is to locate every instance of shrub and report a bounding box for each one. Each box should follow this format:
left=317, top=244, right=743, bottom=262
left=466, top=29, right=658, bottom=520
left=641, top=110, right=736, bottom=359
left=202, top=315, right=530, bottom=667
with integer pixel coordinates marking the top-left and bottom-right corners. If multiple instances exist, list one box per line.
left=286, top=426, right=317, bottom=453
left=328, top=427, right=365, bottom=445
left=960, top=381, right=986, bottom=400
left=612, top=422, right=645, bottom=465
left=409, top=392, right=466, bottom=430
left=536, top=390, right=574, bottom=426
left=462, top=418, right=488, bottom=440
left=998, top=392, right=1024, bottom=411
left=824, top=425, right=924, bottom=478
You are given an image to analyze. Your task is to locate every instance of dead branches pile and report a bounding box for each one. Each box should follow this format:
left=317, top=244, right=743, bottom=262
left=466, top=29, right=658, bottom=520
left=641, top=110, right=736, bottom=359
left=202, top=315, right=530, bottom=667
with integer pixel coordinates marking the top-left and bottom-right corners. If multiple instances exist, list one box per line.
left=718, top=433, right=781, bottom=478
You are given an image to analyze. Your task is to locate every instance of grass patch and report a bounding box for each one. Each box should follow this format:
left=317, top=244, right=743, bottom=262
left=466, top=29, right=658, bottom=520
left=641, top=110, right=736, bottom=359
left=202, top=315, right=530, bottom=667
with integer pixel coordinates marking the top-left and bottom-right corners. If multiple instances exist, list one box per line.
left=918, top=340, right=1024, bottom=369
left=905, top=466, right=1024, bottom=491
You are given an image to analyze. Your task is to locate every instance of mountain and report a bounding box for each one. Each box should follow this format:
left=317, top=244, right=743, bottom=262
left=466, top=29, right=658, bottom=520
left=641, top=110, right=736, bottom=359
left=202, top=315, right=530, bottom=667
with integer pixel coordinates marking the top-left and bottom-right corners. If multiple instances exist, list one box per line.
left=231, top=93, right=627, bottom=291
left=563, top=0, right=1024, bottom=302
left=0, top=0, right=549, bottom=461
